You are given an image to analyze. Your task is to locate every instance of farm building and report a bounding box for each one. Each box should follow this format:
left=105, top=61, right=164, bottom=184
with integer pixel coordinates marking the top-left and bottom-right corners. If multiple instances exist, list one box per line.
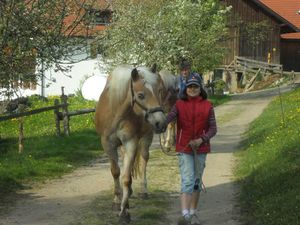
left=37, top=0, right=113, bottom=98
left=209, top=0, right=300, bottom=93
left=222, top=0, right=300, bottom=71
left=0, top=0, right=113, bottom=101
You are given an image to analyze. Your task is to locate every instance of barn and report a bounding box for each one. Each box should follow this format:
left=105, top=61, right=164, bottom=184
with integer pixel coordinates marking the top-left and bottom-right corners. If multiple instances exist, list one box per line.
left=208, top=0, right=300, bottom=93
left=222, top=0, right=300, bottom=71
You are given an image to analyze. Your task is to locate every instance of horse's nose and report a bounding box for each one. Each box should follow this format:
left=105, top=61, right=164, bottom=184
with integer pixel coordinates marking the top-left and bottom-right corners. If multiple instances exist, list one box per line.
left=161, top=121, right=167, bottom=132
left=155, top=121, right=166, bottom=133
left=155, top=122, right=161, bottom=130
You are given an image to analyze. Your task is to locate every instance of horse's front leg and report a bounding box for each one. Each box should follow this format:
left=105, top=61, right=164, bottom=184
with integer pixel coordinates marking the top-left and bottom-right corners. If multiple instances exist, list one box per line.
left=119, top=139, right=137, bottom=223
left=101, top=136, right=121, bottom=209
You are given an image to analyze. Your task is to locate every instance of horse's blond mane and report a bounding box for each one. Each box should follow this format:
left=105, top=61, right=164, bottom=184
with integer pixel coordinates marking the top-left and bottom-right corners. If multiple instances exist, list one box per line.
left=107, top=65, right=159, bottom=109
left=159, top=69, right=176, bottom=91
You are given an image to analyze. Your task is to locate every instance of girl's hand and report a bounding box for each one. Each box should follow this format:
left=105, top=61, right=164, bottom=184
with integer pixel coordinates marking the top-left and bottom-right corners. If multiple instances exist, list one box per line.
left=188, top=138, right=203, bottom=149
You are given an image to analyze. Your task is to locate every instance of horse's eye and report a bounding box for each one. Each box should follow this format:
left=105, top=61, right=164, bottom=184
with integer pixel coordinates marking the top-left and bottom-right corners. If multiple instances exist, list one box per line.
left=137, top=93, right=145, bottom=100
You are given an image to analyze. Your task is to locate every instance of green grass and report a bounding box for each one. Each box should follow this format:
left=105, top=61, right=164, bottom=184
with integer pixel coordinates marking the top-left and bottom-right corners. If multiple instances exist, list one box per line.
left=235, top=88, right=300, bottom=225
left=209, top=94, right=231, bottom=106
left=0, top=95, right=102, bottom=194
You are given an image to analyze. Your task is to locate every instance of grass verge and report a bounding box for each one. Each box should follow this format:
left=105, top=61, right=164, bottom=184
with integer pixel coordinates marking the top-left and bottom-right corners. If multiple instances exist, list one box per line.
left=209, top=94, right=231, bottom=106
left=235, top=88, right=300, bottom=225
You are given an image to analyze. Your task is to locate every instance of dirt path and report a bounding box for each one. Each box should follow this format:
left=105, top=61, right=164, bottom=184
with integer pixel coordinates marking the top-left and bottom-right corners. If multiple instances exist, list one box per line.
left=0, top=86, right=292, bottom=225
left=0, top=157, right=113, bottom=225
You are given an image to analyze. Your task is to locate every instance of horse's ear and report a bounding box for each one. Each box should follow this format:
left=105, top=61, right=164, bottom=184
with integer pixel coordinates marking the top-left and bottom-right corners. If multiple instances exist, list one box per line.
left=131, top=68, right=139, bottom=81
left=150, top=63, right=158, bottom=73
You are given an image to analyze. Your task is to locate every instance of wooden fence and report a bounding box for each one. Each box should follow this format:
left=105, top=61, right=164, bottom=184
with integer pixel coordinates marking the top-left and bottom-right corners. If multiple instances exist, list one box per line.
left=223, top=56, right=283, bottom=74
left=0, top=88, right=95, bottom=153
left=216, top=56, right=299, bottom=93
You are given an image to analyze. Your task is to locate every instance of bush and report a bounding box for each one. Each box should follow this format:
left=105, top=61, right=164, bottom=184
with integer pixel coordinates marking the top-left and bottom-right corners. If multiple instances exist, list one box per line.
left=214, top=79, right=226, bottom=95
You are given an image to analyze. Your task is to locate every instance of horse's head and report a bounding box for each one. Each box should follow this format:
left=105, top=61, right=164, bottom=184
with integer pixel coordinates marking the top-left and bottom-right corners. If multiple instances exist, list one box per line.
left=130, top=67, right=167, bottom=134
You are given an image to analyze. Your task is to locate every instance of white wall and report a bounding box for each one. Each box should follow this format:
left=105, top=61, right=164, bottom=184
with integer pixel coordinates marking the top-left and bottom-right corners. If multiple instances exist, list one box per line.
left=38, top=55, right=108, bottom=97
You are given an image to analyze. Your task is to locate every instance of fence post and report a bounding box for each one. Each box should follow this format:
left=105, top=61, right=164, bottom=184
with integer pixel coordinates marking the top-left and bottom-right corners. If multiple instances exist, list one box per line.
left=60, top=87, right=70, bottom=136
left=277, top=84, right=285, bottom=127
left=17, top=104, right=26, bottom=154
left=54, top=99, right=61, bottom=136
left=291, top=70, right=295, bottom=83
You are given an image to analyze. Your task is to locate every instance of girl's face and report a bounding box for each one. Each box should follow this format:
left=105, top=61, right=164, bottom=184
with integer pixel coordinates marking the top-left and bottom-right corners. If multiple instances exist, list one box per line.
left=186, top=85, right=200, bottom=97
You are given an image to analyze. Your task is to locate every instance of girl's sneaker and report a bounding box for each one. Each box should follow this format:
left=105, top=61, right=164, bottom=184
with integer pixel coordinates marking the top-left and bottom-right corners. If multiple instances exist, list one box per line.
left=177, top=215, right=191, bottom=225
left=190, top=213, right=202, bottom=225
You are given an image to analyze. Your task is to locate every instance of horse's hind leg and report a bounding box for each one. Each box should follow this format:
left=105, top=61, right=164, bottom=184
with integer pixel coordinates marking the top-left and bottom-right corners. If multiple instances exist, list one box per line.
left=137, top=132, right=153, bottom=199
left=101, top=136, right=122, bottom=209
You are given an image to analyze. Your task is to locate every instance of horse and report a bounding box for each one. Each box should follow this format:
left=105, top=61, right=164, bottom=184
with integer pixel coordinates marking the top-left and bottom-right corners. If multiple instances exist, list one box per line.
left=157, top=69, right=177, bottom=153
left=95, top=64, right=176, bottom=223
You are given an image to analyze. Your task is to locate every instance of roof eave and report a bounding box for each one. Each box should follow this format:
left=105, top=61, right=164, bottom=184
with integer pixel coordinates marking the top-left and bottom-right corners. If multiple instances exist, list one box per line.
left=251, top=0, right=300, bottom=32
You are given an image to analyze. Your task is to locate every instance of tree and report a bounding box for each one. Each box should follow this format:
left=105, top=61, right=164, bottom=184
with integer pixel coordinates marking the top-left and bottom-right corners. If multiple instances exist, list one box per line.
left=100, top=0, right=231, bottom=72
left=0, top=0, right=99, bottom=99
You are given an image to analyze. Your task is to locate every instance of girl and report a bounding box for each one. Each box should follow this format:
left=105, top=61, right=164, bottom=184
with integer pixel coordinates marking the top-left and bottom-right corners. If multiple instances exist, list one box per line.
left=166, top=74, right=217, bottom=225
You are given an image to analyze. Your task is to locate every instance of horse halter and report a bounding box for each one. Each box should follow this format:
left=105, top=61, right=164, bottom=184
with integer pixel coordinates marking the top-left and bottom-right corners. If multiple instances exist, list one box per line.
left=130, top=78, right=164, bottom=119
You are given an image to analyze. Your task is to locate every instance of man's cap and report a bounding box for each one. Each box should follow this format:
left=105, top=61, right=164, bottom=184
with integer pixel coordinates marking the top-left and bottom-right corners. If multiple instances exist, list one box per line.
left=186, top=74, right=201, bottom=87
left=179, top=59, right=191, bottom=70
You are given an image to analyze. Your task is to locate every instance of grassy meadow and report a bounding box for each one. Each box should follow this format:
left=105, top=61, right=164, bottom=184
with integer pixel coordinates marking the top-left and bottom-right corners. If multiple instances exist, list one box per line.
left=235, top=87, right=300, bottom=225
left=0, top=95, right=101, bottom=194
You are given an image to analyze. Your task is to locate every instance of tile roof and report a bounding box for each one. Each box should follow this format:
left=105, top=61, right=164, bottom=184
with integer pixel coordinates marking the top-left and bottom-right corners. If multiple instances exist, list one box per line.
left=62, top=0, right=112, bottom=37
left=257, top=0, right=300, bottom=31
left=281, top=32, right=300, bottom=40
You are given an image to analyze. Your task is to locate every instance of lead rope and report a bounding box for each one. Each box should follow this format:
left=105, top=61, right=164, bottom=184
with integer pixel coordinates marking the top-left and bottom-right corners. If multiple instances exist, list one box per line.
left=192, top=146, right=206, bottom=193
left=159, top=134, right=177, bottom=156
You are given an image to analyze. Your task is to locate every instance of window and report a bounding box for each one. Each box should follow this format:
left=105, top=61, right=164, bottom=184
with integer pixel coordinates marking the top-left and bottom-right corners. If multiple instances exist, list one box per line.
left=88, top=9, right=111, bottom=25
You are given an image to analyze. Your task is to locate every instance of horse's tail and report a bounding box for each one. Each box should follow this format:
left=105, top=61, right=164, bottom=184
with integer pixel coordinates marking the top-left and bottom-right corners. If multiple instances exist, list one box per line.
left=132, top=149, right=142, bottom=179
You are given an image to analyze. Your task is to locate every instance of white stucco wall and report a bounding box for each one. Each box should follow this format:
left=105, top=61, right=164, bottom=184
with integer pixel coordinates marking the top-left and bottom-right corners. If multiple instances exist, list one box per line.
left=38, top=55, right=108, bottom=97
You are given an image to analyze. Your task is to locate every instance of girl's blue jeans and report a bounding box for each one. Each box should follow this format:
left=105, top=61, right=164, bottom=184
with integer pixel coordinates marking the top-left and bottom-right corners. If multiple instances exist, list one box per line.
left=178, top=152, right=207, bottom=194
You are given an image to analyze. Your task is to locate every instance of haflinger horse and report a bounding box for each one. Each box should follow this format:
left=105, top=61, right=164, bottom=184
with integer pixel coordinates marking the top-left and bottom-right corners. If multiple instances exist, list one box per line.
left=157, top=70, right=177, bottom=152
left=95, top=64, right=176, bottom=223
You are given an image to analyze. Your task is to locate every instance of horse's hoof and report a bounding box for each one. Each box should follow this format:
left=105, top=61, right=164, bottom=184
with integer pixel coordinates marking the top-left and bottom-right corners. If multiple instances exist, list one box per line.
left=119, top=211, right=131, bottom=224
left=138, top=192, right=149, bottom=199
left=112, top=202, right=121, bottom=211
